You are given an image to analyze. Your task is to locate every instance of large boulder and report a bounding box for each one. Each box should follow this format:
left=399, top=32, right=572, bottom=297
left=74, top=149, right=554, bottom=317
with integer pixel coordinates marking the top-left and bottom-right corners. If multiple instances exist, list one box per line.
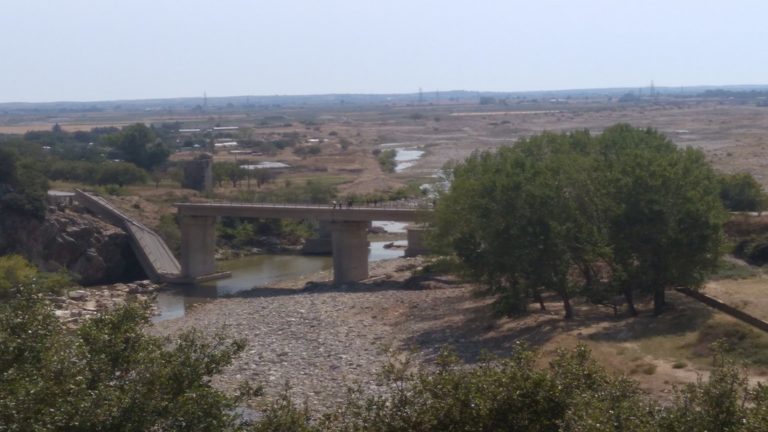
left=0, top=207, right=144, bottom=285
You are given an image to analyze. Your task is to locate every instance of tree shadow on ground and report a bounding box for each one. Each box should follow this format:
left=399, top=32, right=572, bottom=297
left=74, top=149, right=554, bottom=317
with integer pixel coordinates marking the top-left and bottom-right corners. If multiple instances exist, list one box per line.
left=401, top=292, right=611, bottom=364
left=587, top=291, right=715, bottom=343
left=402, top=290, right=717, bottom=364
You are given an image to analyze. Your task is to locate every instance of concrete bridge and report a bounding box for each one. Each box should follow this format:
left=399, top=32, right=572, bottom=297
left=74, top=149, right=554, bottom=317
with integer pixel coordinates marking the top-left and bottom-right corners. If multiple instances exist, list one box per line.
left=75, top=189, right=183, bottom=283
left=176, top=202, right=432, bottom=284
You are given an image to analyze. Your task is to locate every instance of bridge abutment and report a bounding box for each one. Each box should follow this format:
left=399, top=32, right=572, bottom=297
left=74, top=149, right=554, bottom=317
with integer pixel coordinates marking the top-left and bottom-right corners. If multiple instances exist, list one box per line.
left=180, top=215, right=217, bottom=279
left=330, top=221, right=371, bottom=283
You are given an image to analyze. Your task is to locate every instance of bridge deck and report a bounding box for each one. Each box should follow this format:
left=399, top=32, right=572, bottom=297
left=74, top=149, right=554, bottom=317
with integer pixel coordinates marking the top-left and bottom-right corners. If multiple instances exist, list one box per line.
left=176, top=202, right=432, bottom=222
left=75, top=190, right=181, bottom=282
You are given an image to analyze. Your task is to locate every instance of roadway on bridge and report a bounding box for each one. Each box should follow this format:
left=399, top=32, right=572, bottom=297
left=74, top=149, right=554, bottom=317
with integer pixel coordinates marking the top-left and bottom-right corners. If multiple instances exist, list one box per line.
left=175, top=202, right=433, bottom=223
left=76, top=190, right=181, bottom=282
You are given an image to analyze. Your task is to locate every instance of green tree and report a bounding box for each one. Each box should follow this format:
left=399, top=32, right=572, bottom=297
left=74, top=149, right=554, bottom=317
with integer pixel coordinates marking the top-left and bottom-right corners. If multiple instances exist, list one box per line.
left=374, top=149, right=397, bottom=173
left=97, top=162, right=149, bottom=187
left=0, top=259, right=252, bottom=432
left=433, top=125, right=725, bottom=317
left=597, top=125, right=726, bottom=315
left=0, top=255, right=39, bottom=297
left=213, top=162, right=247, bottom=188
left=0, top=147, right=48, bottom=220
left=106, top=123, right=170, bottom=171
left=719, top=172, right=767, bottom=212
left=433, top=131, right=608, bottom=318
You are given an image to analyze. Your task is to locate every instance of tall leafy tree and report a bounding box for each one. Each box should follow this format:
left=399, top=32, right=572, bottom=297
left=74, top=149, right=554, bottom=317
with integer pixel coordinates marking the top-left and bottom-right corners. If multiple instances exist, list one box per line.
left=0, top=147, right=48, bottom=220
left=434, top=124, right=724, bottom=317
left=106, top=123, right=170, bottom=171
left=597, top=125, right=726, bottom=315
left=433, top=131, right=608, bottom=318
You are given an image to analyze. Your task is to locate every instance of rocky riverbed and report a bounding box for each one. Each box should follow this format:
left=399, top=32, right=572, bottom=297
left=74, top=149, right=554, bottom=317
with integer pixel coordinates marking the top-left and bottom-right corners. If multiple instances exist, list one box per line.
left=151, top=256, right=482, bottom=412
left=49, top=280, right=160, bottom=328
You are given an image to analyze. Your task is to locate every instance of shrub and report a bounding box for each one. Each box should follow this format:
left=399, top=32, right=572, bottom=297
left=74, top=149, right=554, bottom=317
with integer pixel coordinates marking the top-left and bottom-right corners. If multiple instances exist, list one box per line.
left=375, top=149, right=397, bottom=173
left=0, top=288, right=249, bottom=431
left=720, top=172, right=768, bottom=212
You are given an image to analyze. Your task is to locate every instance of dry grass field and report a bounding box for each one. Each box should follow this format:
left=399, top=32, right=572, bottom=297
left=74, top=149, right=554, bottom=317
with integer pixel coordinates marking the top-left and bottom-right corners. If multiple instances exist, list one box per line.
left=9, top=99, right=768, bottom=194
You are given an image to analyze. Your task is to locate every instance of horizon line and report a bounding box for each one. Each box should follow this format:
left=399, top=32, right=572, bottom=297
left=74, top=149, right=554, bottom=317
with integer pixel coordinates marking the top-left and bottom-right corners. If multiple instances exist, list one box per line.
left=3, top=83, right=768, bottom=106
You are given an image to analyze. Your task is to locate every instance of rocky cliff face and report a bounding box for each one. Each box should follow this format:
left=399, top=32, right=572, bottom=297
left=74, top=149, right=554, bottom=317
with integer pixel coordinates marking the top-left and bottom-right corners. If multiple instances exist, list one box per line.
left=0, top=207, right=145, bottom=285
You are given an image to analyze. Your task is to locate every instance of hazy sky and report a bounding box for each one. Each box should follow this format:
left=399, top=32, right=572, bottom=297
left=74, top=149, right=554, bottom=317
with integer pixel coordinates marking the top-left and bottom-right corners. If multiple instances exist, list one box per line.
left=1, top=0, right=766, bottom=102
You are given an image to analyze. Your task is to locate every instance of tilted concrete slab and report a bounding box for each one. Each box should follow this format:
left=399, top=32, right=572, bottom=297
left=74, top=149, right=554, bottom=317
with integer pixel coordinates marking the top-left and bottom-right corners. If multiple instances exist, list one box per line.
left=76, top=189, right=183, bottom=283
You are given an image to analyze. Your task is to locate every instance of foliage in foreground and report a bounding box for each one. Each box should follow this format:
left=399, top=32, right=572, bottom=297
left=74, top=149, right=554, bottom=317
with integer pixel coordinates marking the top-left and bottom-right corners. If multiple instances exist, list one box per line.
left=4, top=285, right=768, bottom=431
left=0, top=288, right=248, bottom=431
left=257, top=345, right=768, bottom=432
left=6, top=258, right=768, bottom=431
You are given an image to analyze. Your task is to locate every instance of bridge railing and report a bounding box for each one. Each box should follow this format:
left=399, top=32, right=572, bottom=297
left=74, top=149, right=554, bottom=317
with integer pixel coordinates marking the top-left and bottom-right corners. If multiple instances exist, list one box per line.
left=179, top=198, right=436, bottom=210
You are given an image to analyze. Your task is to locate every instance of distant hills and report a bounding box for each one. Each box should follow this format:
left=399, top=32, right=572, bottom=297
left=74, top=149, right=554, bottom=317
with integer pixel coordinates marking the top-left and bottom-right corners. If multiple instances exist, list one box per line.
left=2, top=85, right=768, bottom=114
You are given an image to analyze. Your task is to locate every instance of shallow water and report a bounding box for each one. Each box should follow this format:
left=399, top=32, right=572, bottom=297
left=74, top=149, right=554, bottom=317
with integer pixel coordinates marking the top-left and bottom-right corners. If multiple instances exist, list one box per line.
left=153, top=240, right=406, bottom=322
left=394, top=148, right=425, bottom=172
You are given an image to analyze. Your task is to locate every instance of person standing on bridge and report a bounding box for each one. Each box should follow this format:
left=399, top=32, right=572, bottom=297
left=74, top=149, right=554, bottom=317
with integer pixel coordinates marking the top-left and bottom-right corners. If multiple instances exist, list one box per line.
left=332, top=200, right=338, bottom=209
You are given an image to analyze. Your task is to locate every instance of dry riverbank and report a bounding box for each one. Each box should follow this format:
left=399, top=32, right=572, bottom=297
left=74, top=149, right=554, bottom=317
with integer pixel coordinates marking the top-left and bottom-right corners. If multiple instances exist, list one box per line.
left=151, top=255, right=768, bottom=412
left=150, top=256, right=484, bottom=411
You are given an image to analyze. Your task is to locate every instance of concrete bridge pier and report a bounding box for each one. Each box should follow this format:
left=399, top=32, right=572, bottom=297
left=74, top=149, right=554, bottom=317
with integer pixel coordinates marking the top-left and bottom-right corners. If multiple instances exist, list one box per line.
left=405, top=225, right=430, bottom=257
left=302, top=220, right=333, bottom=254
left=329, top=221, right=371, bottom=283
left=180, top=215, right=217, bottom=279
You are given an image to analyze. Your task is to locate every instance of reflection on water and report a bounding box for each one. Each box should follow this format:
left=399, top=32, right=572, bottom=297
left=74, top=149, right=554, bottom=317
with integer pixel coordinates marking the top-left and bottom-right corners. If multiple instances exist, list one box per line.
left=153, top=241, right=405, bottom=322
left=206, top=254, right=333, bottom=296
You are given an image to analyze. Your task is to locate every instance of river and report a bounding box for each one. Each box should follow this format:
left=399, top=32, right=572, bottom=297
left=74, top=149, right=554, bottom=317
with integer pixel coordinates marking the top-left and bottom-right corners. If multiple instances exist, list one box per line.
left=153, top=240, right=407, bottom=321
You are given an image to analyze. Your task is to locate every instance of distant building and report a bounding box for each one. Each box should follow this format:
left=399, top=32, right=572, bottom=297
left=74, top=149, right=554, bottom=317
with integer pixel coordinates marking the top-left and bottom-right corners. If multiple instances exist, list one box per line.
left=182, top=153, right=213, bottom=193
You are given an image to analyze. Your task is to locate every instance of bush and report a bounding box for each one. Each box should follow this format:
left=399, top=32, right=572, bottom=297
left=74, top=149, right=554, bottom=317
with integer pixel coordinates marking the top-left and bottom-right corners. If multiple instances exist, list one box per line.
left=97, top=161, right=149, bottom=186
left=720, top=172, right=767, bottom=212
left=0, top=255, right=70, bottom=297
left=0, top=288, right=249, bottom=431
left=317, top=345, right=655, bottom=432
left=0, top=148, right=48, bottom=220
left=375, top=149, right=397, bottom=173
left=46, top=159, right=148, bottom=187
left=733, top=233, right=768, bottom=265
